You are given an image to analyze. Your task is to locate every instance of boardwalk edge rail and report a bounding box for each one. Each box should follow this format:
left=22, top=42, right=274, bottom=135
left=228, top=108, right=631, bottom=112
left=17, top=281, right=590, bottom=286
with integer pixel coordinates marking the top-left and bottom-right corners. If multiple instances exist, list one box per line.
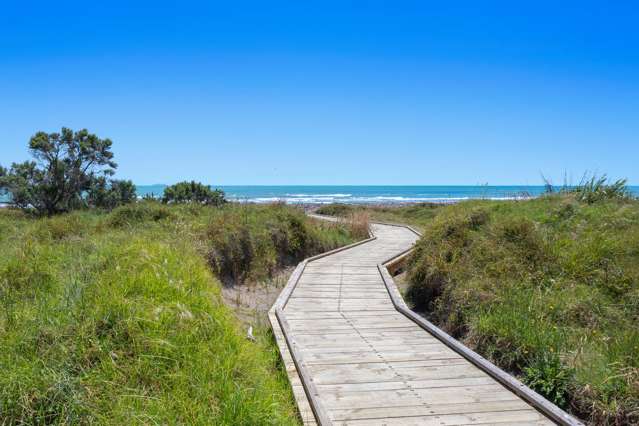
left=376, top=222, right=584, bottom=426
left=270, top=217, right=583, bottom=425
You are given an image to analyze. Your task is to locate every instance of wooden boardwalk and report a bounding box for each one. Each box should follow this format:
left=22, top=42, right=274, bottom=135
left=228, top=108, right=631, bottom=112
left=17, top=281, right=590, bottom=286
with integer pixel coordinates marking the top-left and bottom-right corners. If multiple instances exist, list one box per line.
left=269, top=221, right=580, bottom=425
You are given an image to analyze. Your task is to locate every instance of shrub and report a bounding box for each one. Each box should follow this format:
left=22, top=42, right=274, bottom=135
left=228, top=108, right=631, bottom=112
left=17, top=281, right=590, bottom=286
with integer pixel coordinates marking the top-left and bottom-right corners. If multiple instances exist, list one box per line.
left=87, top=178, right=137, bottom=210
left=162, top=181, right=225, bottom=206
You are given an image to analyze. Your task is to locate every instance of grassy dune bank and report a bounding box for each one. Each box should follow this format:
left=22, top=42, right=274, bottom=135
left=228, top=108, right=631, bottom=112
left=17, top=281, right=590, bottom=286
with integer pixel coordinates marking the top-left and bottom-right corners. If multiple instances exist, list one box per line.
left=318, top=195, right=639, bottom=425
left=0, top=202, right=358, bottom=425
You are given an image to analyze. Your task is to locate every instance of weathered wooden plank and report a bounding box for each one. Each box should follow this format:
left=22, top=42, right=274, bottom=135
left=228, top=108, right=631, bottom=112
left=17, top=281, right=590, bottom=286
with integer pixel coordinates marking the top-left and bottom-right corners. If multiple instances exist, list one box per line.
left=304, top=353, right=463, bottom=366
left=316, top=376, right=497, bottom=393
left=287, top=317, right=411, bottom=327
left=291, top=292, right=389, bottom=300
left=329, top=399, right=534, bottom=421
left=285, top=311, right=401, bottom=320
left=321, top=384, right=520, bottom=409
left=291, top=325, right=420, bottom=333
left=293, top=334, right=441, bottom=346
left=298, top=340, right=456, bottom=354
left=302, top=347, right=461, bottom=363
left=339, top=409, right=551, bottom=425
left=308, top=363, right=486, bottom=385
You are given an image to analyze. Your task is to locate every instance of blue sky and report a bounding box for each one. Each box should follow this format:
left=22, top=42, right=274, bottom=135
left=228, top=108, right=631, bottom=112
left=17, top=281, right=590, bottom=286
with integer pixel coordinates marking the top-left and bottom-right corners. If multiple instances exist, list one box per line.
left=1, top=1, right=638, bottom=185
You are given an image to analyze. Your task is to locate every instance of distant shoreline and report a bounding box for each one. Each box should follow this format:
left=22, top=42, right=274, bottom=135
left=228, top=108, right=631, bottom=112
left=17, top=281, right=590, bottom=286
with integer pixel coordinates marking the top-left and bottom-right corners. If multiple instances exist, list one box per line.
left=135, top=184, right=586, bottom=205
left=4, top=184, right=638, bottom=208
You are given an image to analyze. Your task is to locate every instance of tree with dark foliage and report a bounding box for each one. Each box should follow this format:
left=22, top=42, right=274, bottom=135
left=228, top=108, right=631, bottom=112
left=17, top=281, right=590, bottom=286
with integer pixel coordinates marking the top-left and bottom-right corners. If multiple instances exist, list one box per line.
left=86, top=177, right=137, bottom=210
left=163, top=181, right=226, bottom=206
left=0, top=128, right=135, bottom=215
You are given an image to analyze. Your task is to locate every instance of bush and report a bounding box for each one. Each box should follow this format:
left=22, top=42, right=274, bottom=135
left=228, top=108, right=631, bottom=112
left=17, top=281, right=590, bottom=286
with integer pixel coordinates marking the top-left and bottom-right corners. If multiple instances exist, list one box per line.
left=162, top=181, right=225, bottom=206
left=87, top=178, right=137, bottom=210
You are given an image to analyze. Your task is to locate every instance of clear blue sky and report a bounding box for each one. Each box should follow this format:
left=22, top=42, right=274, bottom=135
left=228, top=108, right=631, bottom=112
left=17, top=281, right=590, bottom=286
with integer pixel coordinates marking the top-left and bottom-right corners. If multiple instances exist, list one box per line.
left=1, top=1, right=637, bottom=185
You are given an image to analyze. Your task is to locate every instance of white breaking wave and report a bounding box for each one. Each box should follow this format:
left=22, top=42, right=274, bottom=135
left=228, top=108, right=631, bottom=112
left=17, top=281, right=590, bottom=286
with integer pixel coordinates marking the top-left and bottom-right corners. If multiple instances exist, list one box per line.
left=227, top=193, right=533, bottom=204
left=230, top=197, right=519, bottom=204
left=285, top=193, right=352, bottom=197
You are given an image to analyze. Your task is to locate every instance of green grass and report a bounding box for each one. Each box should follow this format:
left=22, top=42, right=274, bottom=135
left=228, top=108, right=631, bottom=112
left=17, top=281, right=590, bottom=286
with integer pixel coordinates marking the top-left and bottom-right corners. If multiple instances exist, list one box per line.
left=320, top=196, right=639, bottom=424
left=0, top=202, right=358, bottom=425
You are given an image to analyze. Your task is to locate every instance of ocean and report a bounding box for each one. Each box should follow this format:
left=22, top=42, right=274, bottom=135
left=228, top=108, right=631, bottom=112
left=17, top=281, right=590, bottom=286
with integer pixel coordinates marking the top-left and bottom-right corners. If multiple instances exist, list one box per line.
left=136, top=185, right=639, bottom=204
left=2, top=185, right=639, bottom=205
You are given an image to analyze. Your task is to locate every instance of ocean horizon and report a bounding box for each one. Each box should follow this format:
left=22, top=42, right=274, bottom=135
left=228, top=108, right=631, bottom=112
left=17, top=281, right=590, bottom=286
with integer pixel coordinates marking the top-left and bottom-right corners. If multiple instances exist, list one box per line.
left=135, top=185, right=639, bottom=205
left=3, top=185, right=638, bottom=205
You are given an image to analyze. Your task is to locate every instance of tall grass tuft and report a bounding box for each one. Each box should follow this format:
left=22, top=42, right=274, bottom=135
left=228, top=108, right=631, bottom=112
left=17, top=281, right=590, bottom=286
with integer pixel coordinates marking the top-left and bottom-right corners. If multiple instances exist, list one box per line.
left=570, top=174, right=632, bottom=204
left=542, top=172, right=633, bottom=204
left=346, top=211, right=371, bottom=240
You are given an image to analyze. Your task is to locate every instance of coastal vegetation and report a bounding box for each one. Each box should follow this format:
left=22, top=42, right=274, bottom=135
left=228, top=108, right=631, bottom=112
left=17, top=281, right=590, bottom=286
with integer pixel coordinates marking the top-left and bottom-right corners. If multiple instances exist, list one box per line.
left=0, top=130, right=358, bottom=423
left=0, top=128, right=135, bottom=216
left=318, top=179, right=638, bottom=425
left=4, top=127, right=635, bottom=424
left=0, top=197, right=358, bottom=424
left=162, top=181, right=226, bottom=206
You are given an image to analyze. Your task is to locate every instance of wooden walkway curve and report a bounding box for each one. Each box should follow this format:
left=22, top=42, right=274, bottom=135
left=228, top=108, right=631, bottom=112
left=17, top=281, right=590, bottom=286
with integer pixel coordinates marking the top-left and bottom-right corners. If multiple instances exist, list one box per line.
left=269, top=219, right=582, bottom=426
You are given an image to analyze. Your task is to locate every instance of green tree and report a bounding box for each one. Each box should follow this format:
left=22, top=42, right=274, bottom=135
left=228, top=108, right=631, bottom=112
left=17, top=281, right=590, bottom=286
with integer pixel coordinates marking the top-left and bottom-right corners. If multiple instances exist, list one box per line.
left=86, top=177, right=137, bottom=210
left=163, top=181, right=226, bottom=206
left=0, top=128, right=119, bottom=215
